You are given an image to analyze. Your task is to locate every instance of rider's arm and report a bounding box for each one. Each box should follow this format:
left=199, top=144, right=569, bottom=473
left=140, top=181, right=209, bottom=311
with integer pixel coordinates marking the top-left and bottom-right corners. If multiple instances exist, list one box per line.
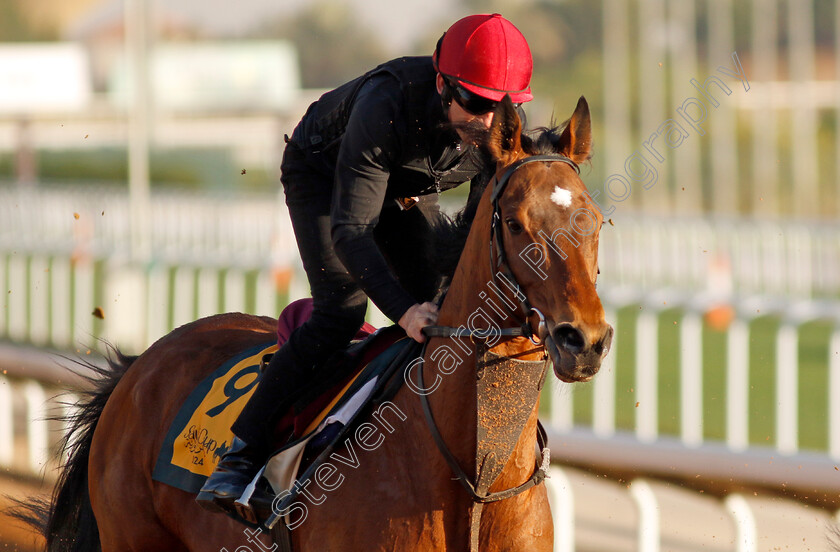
left=330, top=76, right=419, bottom=324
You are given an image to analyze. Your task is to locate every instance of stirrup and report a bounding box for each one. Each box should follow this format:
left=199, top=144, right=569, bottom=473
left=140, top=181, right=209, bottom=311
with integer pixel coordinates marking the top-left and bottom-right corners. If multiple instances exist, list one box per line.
left=259, top=353, right=274, bottom=373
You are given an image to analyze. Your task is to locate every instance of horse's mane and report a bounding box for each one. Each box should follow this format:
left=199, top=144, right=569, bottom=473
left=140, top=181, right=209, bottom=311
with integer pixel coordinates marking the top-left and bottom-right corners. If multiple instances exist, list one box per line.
left=521, top=119, right=569, bottom=156
left=430, top=123, right=570, bottom=285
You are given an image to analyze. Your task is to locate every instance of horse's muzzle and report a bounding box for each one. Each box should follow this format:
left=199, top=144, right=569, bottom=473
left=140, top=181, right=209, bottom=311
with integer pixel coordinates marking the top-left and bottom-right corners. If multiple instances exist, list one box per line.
left=542, top=322, right=613, bottom=383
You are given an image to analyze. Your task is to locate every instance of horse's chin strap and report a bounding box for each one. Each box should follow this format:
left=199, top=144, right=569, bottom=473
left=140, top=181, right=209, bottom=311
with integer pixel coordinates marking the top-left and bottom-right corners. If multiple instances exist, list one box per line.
left=415, top=340, right=551, bottom=552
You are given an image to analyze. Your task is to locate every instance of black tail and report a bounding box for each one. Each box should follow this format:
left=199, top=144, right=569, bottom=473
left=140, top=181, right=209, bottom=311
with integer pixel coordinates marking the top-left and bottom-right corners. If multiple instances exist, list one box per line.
left=7, top=350, right=136, bottom=552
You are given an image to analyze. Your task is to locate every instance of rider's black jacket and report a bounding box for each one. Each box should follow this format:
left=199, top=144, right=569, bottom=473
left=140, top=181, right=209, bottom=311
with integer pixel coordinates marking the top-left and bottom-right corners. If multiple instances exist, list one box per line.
left=287, top=56, right=486, bottom=322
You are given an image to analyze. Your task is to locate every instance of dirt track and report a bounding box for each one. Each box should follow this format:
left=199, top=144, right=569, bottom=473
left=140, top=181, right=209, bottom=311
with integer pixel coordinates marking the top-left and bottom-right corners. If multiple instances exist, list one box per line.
left=0, top=475, right=46, bottom=552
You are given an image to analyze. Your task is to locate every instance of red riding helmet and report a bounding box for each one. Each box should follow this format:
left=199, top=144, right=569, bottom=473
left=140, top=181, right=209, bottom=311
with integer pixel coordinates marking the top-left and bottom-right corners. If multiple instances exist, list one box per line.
left=433, top=13, right=533, bottom=103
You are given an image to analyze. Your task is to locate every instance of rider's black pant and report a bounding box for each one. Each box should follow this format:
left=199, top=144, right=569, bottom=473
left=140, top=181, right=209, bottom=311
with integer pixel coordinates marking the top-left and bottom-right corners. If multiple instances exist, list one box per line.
left=231, top=142, right=442, bottom=450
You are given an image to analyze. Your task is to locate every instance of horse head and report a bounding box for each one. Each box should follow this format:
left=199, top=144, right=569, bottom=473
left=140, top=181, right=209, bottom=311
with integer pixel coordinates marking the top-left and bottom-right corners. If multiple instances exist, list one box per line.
left=484, top=96, right=613, bottom=382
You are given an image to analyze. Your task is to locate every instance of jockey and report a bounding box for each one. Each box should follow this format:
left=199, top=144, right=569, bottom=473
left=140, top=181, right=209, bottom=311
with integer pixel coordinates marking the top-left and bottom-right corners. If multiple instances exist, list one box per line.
left=197, top=13, right=534, bottom=514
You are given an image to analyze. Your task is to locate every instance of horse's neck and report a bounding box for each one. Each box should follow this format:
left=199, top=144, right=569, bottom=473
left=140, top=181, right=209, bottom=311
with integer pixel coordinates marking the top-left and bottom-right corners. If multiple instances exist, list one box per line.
left=419, top=196, right=543, bottom=488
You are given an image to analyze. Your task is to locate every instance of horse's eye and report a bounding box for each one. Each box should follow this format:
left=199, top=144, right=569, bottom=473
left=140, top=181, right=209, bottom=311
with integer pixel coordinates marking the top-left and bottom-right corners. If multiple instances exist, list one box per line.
left=505, top=218, right=524, bottom=235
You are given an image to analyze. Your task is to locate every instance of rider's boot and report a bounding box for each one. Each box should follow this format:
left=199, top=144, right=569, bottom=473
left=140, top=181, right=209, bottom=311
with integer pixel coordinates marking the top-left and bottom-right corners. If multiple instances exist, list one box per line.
left=195, top=436, right=270, bottom=514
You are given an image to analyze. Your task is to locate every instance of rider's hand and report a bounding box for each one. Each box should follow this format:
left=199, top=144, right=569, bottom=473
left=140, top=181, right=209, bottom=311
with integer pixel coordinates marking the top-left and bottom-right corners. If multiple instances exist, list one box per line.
left=399, top=302, right=439, bottom=343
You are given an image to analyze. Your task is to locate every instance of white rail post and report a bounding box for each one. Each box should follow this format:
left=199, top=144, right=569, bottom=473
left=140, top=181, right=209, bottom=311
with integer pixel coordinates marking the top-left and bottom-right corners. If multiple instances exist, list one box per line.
left=776, top=321, right=798, bottom=454
left=630, top=479, right=660, bottom=552
left=223, top=268, right=247, bottom=313
left=125, top=0, right=153, bottom=262
left=787, top=0, right=818, bottom=217
left=680, top=311, right=703, bottom=446
left=29, top=255, right=49, bottom=345
left=636, top=309, right=659, bottom=442
left=593, top=307, right=616, bottom=437
left=72, top=259, right=95, bottom=347
left=670, top=0, right=701, bottom=215
left=603, top=0, right=630, bottom=210
left=8, top=253, right=27, bottom=342
left=287, top=267, right=309, bottom=303
left=551, top=381, right=575, bottom=434
left=725, top=494, right=757, bottom=552
left=24, top=381, right=48, bottom=474
left=638, top=0, right=665, bottom=213
left=197, top=267, right=219, bottom=319
left=51, top=256, right=72, bottom=348
left=546, top=466, right=575, bottom=552
left=751, top=0, right=778, bottom=216
left=834, top=3, right=840, bottom=213
left=830, top=327, right=840, bottom=459
left=146, top=263, right=170, bottom=345
left=0, top=252, right=6, bottom=337
left=172, top=266, right=196, bottom=329
left=726, top=317, right=750, bottom=451
left=707, top=0, right=738, bottom=215
left=255, top=268, right=280, bottom=317
left=0, top=376, right=13, bottom=468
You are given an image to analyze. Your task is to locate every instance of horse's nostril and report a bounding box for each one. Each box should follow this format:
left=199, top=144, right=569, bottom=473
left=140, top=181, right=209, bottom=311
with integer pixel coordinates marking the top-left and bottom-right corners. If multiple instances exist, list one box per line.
left=601, top=325, right=614, bottom=355
left=554, top=324, right=585, bottom=355
left=592, top=326, right=614, bottom=356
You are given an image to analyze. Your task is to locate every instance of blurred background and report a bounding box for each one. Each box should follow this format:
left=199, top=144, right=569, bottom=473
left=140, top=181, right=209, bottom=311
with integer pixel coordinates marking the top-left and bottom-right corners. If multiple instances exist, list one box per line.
left=1, top=0, right=840, bottom=550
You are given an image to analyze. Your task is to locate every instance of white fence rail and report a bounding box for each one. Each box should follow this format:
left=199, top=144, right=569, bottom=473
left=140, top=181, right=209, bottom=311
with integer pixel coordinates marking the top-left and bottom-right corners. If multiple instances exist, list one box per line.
left=2, top=256, right=838, bottom=466
left=544, top=466, right=840, bottom=551
left=3, top=186, right=840, bottom=298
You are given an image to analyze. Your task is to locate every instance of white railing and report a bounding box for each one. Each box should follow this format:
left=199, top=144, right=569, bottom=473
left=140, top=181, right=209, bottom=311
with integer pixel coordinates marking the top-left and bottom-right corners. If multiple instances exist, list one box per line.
left=600, top=216, right=840, bottom=299
left=3, top=186, right=840, bottom=299
left=3, top=252, right=838, bottom=462
left=550, top=287, right=840, bottom=460
left=0, top=346, right=83, bottom=477
left=544, top=469, right=834, bottom=551
left=0, top=185, right=296, bottom=267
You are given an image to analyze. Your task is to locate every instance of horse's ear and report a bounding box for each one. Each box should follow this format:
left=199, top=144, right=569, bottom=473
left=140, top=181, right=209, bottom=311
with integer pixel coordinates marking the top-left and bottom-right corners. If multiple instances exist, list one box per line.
left=486, top=95, right=523, bottom=165
left=556, top=96, right=592, bottom=164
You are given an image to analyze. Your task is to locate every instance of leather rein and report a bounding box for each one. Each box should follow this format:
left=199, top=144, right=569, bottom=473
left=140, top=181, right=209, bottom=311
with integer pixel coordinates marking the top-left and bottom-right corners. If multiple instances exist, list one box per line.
left=419, top=153, right=579, bottom=551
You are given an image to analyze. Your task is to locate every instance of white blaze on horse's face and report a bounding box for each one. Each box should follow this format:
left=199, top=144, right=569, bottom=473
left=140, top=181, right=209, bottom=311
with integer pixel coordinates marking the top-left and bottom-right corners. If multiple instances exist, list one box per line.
left=550, top=186, right=573, bottom=208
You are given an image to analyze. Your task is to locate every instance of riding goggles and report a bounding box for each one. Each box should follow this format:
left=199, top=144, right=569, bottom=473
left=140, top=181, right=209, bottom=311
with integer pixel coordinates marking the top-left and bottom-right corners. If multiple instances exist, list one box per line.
left=445, top=78, right=521, bottom=116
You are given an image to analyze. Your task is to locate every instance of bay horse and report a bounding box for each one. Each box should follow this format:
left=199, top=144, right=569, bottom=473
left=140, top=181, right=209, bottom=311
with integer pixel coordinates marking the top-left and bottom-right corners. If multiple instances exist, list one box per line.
left=30, top=96, right=612, bottom=552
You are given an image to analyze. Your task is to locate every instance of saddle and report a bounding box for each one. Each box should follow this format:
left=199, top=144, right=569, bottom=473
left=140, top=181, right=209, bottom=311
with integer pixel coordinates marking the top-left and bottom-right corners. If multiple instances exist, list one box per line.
left=267, top=298, right=402, bottom=443
left=152, top=299, right=416, bottom=533
left=237, top=301, right=420, bottom=534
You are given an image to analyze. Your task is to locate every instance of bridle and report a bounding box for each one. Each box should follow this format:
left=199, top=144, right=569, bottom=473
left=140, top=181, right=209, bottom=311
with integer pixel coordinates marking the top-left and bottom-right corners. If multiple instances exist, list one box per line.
left=424, top=153, right=580, bottom=344
left=419, top=153, right=580, bottom=552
